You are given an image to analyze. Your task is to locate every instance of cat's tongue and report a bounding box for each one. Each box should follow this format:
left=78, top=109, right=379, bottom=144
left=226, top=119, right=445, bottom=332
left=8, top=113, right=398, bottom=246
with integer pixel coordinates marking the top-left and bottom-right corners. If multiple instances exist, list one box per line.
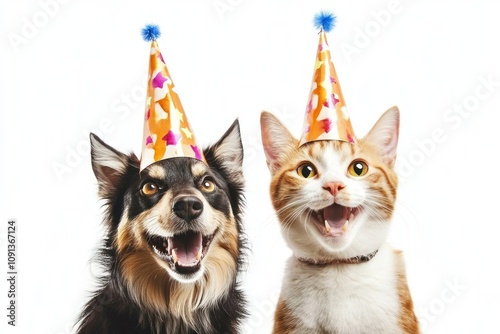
left=324, top=203, right=350, bottom=233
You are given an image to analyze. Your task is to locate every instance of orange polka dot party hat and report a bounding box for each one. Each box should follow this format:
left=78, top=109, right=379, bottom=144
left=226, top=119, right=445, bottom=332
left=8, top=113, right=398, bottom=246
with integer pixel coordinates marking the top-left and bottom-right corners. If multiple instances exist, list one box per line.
left=139, top=24, right=206, bottom=172
left=299, top=12, right=356, bottom=146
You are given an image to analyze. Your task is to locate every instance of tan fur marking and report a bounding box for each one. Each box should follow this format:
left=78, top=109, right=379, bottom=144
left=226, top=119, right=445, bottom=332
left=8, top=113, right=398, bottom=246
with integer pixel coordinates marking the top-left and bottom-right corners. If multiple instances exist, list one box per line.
left=191, top=162, right=207, bottom=179
left=273, top=298, right=298, bottom=334
left=116, top=213, right=140, bottom=254
left=121, top=250, right=172, bottom=312
left=146, top=164, right=166, bottom=180
left=200, top=216, right=239, bottom=306
left=394, top=250, right=420, bottom=333
left=217, top=220, right=239, bottom=261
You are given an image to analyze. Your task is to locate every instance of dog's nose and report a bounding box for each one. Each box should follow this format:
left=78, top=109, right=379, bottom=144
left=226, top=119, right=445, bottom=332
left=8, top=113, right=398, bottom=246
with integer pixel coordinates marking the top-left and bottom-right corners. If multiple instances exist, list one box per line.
left=173, top=196, right=204, bottom=221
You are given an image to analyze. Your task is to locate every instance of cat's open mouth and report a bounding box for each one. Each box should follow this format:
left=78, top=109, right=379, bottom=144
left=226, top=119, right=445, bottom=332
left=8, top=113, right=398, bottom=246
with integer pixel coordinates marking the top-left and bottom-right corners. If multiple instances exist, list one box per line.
left=312, top=204, right=360, bottom=237
left=147, top=230, right=215, bottom=274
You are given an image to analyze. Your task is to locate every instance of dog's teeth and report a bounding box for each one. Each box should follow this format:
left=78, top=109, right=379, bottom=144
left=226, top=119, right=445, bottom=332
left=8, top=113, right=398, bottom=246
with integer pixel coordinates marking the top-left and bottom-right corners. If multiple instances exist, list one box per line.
left=167, top=239, right=173, bottom=254
left=342, top=220, right=349, bottom=232
left=196, top=249, right=202, bottom=261
left=324, top=220, right=331, bottom=234
left=171, top=249, right=179, bottom=263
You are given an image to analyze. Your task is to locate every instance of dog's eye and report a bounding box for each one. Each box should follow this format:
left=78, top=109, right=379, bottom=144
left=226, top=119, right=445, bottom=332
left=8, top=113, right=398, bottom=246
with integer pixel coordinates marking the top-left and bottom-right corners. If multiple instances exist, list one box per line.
left=348, top=160, right=368, bottom=177
left=200, top=179, right=216, bottom=193
left=297, top=162, right=317, bottom=179
left=142, top=182, right=159, bottom=196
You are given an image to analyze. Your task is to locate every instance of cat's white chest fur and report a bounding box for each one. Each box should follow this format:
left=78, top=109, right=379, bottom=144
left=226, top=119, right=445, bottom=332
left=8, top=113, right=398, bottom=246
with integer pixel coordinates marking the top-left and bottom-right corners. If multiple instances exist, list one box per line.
left=280, top=244, right=402, bottom=334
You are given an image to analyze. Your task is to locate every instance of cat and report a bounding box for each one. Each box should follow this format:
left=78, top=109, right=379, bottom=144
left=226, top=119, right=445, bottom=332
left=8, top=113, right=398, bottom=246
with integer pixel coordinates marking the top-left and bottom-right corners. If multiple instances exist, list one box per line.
left=260, top=106, right=420, bottom=334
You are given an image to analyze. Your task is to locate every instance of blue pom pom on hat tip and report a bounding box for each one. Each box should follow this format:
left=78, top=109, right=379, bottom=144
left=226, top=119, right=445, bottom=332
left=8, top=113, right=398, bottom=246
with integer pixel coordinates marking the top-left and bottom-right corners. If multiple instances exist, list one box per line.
left=141, top=24, right=161, bottom=42
left=314, top=11, right=336, bottom=32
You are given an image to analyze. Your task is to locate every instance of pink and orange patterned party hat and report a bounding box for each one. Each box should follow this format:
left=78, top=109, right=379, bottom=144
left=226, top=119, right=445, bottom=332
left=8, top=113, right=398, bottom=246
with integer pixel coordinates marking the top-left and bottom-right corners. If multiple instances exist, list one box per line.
left=140, top=24, right=206, bottom=172
left=299, top=12, right=356, bottom=146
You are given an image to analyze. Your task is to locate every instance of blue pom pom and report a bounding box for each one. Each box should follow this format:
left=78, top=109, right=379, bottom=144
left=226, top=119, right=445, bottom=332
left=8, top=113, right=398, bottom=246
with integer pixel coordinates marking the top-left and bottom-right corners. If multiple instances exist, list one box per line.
left=141, top=24, right=161, bottom=42
left=314, top=11, right=336, bottom=32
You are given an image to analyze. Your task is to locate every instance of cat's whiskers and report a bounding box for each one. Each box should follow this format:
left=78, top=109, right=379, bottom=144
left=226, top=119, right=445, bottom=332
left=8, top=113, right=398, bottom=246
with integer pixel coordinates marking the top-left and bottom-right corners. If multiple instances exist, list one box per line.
left=302, top=209, right=315, bottom=240
left=280, top=205, right=307, bottom=233
left=356, top=202, right=391, bottom=224
left=362, top=195, right=395, bottom=216
left=276, top=198, right=312, bottom=240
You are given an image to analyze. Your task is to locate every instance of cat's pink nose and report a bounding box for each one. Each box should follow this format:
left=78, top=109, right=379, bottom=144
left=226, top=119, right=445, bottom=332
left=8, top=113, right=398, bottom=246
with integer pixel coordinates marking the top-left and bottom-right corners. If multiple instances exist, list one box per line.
left=323, top=182, right=345, bottom=196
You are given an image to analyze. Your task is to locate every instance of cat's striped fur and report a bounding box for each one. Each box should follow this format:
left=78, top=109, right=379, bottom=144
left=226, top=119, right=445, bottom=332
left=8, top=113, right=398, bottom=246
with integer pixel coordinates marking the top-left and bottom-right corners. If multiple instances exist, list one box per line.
left=260, top=107, right=419, bottom=333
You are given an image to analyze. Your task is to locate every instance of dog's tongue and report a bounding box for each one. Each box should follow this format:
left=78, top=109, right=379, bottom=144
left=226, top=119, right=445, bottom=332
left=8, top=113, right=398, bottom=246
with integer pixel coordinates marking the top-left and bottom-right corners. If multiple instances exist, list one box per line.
left=324, top=203, right=350, bottom=230
left=170, top=231, right=202, bottom=267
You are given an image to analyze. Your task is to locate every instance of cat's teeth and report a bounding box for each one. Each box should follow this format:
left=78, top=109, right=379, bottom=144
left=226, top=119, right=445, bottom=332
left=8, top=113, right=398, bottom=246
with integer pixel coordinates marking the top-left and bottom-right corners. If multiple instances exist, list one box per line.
left=324, top=220, right=331, bottom=234
left=196, top=249, right=202, bottom=261
left=349, top=212, right=354, bottom=222
left=342, top=220, right=349, bottom=232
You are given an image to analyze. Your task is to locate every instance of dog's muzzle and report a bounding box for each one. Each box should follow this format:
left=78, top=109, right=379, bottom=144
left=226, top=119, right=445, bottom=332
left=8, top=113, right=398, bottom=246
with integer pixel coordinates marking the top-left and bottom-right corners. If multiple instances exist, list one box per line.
left=145, top=193, right=216, bottom=278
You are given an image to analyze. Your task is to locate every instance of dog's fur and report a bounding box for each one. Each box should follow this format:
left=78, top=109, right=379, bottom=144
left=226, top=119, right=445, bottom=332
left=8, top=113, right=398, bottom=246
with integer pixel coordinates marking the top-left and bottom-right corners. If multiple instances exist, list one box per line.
left=76, top=121, right=247, bottom=334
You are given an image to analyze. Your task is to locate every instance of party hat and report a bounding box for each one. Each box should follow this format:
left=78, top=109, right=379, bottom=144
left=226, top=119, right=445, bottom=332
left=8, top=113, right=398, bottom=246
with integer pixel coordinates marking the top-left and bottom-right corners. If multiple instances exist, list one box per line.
left=139, top=24, right=206, bottom=172
left=299, top=12, right=356, bottom=146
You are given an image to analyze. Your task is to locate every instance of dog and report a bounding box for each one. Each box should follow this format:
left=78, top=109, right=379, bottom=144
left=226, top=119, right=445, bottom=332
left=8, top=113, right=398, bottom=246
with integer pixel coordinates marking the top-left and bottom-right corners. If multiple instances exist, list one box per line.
left=75, top=120, right=247, bottom=334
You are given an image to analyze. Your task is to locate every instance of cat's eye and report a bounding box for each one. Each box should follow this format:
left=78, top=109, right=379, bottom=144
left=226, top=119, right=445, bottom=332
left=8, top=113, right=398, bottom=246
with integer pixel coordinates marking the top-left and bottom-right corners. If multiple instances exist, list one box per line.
left=348, top=160, right=368, bottom=177
left=142, top=182, right=159, bottom=196
left=297, top=163, right=317, bottom=179
left=200, top=178, right=216, bottom=193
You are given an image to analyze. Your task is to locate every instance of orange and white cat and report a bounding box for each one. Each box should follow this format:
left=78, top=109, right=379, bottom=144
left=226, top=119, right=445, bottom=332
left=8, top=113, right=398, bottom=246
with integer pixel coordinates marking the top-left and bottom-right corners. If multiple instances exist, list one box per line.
left=260, top=106, right=419, bottom=334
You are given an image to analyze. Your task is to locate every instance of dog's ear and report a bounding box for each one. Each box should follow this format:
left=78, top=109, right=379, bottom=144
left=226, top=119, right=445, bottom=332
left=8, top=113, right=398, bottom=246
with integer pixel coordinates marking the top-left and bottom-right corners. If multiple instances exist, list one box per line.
left=90, top=133, right=135, bottom=198
left=205, top=119, right=244, bottom=186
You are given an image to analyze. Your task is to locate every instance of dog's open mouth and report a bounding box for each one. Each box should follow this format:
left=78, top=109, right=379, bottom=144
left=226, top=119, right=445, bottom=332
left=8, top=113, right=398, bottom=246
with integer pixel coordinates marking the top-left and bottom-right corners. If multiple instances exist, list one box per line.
left=312, top=204, right=360, bottom=237
left=147, top=231, right=215, bottom=274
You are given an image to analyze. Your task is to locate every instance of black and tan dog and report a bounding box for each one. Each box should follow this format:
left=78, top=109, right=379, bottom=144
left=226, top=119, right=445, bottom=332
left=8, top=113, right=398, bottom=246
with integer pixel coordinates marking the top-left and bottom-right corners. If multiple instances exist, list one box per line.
left=76, top=121, right=246, bottom=334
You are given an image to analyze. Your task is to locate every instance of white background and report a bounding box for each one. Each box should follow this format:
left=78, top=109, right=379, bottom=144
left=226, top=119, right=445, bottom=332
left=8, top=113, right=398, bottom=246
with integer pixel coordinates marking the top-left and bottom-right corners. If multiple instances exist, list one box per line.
left=1, top=0, right=499, bottom=333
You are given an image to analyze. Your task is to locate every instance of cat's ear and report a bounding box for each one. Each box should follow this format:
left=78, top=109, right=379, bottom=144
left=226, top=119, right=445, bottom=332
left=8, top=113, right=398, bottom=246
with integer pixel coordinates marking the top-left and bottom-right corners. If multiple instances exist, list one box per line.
left=362, top=106, right=400, bottom=167
left=260, top=111, right=299, bottom=173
